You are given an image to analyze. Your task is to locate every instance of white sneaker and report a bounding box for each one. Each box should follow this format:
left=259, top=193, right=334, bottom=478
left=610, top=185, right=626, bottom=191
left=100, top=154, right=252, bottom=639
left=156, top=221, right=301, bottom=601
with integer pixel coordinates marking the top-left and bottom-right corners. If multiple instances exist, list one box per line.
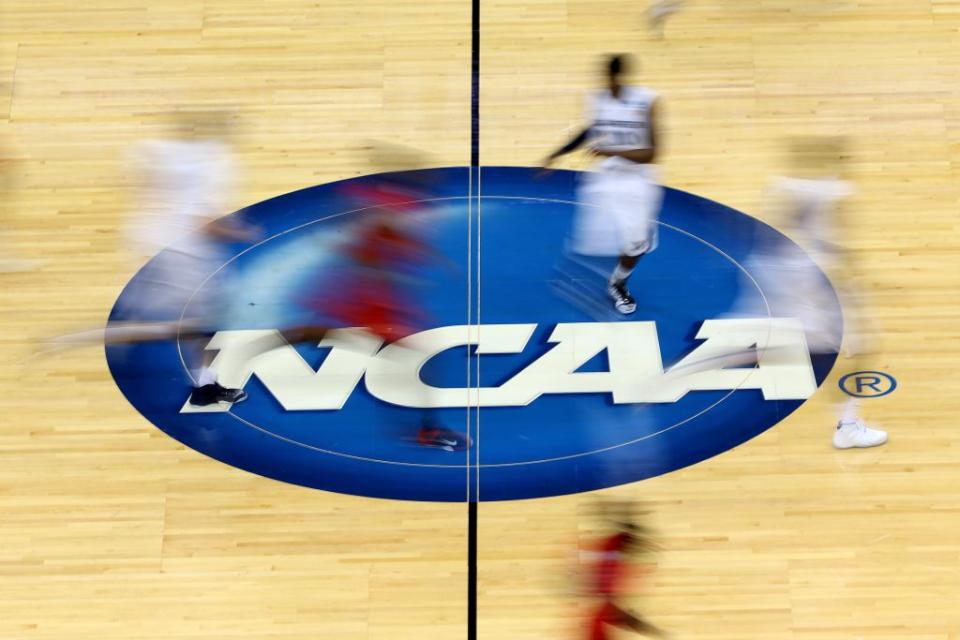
left=832, top=420, right=888, bottom=449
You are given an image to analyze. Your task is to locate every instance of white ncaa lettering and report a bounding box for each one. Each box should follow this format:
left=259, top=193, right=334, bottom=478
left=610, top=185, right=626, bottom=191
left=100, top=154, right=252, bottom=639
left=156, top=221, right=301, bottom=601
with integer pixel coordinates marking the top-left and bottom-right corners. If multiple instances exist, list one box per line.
left=668, top=318, right=817, bottom=401
left=180, top=319, right=817, bottom=413
left=364, top=323, right=537, bottom=408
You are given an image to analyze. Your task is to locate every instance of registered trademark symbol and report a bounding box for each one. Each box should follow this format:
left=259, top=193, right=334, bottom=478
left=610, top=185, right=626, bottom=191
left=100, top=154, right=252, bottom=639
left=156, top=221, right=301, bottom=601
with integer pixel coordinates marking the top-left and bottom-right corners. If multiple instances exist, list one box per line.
left=838, top=371, right=897, bottom=398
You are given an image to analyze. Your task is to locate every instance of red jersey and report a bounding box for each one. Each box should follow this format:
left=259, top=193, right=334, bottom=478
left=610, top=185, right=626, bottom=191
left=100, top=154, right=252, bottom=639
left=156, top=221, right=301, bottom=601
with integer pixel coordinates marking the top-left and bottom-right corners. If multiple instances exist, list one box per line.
left=591, top=532, right=632, bottom=597
left=583, top=528, right=656, bottom=640
left=312, top=181, right=432, bottom=341
left=584, top=533, right=639, bottom=640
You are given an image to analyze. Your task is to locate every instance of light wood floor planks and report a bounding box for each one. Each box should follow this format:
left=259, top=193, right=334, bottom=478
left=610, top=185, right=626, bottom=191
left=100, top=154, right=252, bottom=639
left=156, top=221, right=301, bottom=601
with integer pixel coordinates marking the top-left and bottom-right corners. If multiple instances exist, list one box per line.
left=1, top=1, right=958, bottom=638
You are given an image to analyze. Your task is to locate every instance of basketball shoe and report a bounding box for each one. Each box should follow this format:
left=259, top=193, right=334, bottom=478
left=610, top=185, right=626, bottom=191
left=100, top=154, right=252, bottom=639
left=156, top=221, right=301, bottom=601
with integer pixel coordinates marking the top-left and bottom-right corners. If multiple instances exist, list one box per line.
left=189, top=382, right=248, bottom=407
left=832, top=420, right=888, bottom=449
left=607, top=281, right=637, bottom=314
left=417, top=422, right=470, bottom=452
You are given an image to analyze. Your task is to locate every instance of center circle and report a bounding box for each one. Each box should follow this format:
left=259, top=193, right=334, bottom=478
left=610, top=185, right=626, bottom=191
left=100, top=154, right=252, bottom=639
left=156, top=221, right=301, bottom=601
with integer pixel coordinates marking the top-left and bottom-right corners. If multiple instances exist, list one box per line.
left=107, top=167, right=840, bottom=501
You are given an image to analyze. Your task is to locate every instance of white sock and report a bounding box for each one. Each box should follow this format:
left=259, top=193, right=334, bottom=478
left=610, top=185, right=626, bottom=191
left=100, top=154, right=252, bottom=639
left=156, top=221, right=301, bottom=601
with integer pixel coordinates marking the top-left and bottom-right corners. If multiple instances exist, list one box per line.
left=609, top=263, right=636, bottom=285
left=838, top=397, right=860, bottom=426
left=196, top=366, right=218, bottom=387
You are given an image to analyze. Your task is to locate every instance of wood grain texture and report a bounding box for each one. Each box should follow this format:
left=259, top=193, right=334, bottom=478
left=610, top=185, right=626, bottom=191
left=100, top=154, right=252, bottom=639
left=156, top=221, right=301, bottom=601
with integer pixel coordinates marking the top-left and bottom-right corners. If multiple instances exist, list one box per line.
left=1, top=1, right=957, bottom=638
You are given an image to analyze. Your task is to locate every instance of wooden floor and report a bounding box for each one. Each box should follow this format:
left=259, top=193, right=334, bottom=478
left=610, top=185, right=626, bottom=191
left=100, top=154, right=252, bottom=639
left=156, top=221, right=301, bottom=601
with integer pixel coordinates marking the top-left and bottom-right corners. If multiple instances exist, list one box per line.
left=2, top=1, right=959, bottom=638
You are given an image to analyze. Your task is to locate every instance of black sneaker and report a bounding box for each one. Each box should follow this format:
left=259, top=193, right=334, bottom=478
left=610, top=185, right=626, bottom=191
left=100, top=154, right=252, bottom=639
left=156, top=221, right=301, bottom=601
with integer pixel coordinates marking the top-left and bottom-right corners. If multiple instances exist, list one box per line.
left=189, top=383, right=248, bottom=407
left=607, top=281, right=637, bottom=314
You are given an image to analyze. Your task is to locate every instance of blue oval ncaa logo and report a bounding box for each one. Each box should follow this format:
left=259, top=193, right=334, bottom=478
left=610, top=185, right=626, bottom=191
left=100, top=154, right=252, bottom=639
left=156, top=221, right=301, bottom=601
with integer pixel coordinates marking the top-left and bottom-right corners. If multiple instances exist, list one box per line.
left=107, top=167, right=841, bottom=501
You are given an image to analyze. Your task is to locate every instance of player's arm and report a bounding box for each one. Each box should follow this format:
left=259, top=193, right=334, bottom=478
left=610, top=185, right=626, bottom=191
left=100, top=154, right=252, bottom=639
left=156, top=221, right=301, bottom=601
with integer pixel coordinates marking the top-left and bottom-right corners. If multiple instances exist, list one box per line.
left=593, top=99, right=661, bottom=164
left=542, top=127, right=591, bottom=167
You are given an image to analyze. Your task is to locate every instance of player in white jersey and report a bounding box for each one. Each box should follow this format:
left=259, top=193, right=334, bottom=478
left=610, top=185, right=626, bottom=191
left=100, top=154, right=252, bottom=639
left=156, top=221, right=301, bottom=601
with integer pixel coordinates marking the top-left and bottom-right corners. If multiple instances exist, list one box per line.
left=46, top=111, right=257, bottom=407
left=542, top=54, right=662, bottom=315
left=121, top=113, right=257, bottom=406
left=729, top=137, right=887, bottom=448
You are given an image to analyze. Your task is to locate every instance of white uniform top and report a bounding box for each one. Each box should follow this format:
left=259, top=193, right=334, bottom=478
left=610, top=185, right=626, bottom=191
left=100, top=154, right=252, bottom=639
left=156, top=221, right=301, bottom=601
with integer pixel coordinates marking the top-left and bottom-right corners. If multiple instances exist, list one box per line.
left=571, top=86, right=663, bottom=258
left=586, top=86, right=658, bottom=176
left=127, top=138, right=235, bottom=259
left=120, top=138, right=236, bottom=321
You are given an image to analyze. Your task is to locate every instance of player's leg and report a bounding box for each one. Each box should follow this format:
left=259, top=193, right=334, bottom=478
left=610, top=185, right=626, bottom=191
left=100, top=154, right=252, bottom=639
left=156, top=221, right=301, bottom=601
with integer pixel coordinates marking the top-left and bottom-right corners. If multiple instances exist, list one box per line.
left=593, top=601, right=667, bottom=639
left=564, top=180, right=632, bottom=316
left=830, top=291, right=887, bottom=449
left=606, top=178, right=662, bottom=315
left=808, top=251, right=887, bottom=449
left=380, top=331, right=468, bottom=452
left=184, top=330, right=249, bottom=407
left=182, top=253, right=249, bottom=407
left=607, top=253, right=641, bottom=314
left=607, top=253, right=643, bottom=315
left=608, top=603, right=669, bottom=638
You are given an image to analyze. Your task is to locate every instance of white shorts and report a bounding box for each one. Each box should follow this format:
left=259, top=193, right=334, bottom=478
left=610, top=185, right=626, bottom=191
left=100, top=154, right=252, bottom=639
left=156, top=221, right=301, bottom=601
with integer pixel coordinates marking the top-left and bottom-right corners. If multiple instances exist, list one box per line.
left=732, top=252, right=844, bottom=355
left=570, top=169, right=663, bottom=257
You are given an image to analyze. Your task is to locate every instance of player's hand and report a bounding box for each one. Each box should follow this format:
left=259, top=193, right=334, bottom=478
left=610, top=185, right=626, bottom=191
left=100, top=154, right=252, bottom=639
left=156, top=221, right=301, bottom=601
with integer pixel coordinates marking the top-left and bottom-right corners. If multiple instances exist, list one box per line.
left=588, top=145, right=617, bottom=158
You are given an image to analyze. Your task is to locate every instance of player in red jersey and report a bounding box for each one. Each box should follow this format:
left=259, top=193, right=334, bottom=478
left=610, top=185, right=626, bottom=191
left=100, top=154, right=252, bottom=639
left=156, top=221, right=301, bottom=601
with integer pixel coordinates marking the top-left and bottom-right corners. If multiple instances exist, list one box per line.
left=316, top=177, right=434, bottom=343
left=581, top=511, right=668, bottom=640
left=273, top=169, right=469, bottom=451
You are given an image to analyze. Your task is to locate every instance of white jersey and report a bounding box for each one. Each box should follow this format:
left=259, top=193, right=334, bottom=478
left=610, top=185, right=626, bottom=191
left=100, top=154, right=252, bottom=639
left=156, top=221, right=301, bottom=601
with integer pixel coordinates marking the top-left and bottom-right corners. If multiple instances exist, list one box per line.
left=127, top=138, right=235, bottom=259
left=119, top=138, right=238, bottom=322
left=586, top=86, right=658, bottom=175
left=571, top=86, right=663, bottom=257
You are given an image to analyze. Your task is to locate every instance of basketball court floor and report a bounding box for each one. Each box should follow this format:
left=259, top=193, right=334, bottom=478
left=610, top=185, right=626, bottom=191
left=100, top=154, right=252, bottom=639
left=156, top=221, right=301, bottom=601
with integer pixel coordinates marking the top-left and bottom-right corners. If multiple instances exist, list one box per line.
left=1, top=1, right=959, bottom=638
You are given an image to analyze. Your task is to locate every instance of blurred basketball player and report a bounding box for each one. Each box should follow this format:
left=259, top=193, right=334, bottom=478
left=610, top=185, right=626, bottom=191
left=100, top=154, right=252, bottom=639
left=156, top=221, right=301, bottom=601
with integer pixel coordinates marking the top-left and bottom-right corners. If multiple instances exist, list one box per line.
left=243, top=155, right=469, bottom=452
left=727, top=137, right=887, bottom=448
left=47, top=110, right=256, bottom=407
left=769, top=138, right=886, bottom=448
left=129, top=110, right=260, bottom=406
left=541, top=54, right=662, bottom=316
left=580, top=502, right=668, bottom=639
